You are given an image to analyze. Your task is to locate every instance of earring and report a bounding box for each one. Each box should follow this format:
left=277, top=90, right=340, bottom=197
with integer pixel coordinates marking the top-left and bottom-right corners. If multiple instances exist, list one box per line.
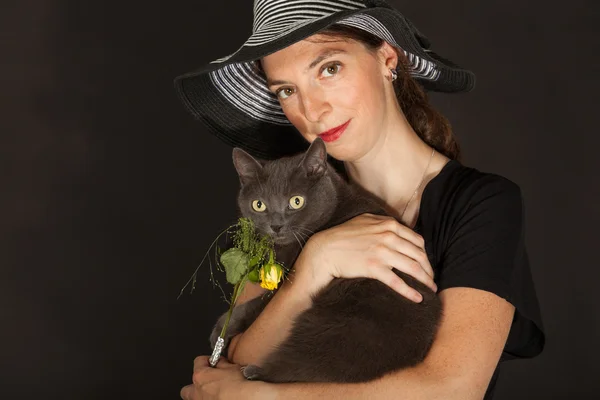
left=390, top=68, right=398, bottom=82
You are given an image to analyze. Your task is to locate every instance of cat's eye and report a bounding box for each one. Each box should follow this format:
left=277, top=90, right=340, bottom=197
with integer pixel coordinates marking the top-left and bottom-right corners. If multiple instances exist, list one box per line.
left=289, top=196, right=305, bottom=210
left=252, top=200, right=267, bottom=212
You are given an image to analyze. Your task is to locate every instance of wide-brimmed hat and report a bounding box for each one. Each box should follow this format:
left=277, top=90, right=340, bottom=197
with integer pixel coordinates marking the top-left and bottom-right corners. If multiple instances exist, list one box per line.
left=174, top=0, right=475, bottom=160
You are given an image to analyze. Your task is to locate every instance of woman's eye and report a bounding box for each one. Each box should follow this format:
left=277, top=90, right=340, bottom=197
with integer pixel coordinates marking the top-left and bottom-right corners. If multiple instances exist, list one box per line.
left=276, top=87, right=295, bottom=100
left=321, top=62, right=341, bottom=78
left=288, top=195, right=305, bottom=210
left=252, top=200, right=267, bottom=212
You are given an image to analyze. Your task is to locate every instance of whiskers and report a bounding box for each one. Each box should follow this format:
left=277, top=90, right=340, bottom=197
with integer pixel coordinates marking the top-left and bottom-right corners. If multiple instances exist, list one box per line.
left=290, top=230, right=304, bottom=249
left=289, top=225, right=314, bottom=249
left=294, top=225, right=316, bottom=237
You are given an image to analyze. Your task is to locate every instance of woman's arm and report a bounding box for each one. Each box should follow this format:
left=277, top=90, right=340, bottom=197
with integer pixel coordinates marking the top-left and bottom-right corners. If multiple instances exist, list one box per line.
left=229, top=210, right=515, bottom=398
left=235, top=281, right=269, bottom=306
left=230, top=266, right=514, bottom=399
left=227, top=270, right=312, bottom=364
left=261, top=287, right=515, bottom=400
left=229, top=213, right=435, bottom=364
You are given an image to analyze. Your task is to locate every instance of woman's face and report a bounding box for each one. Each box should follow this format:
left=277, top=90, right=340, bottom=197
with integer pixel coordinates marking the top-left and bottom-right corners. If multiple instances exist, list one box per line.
left=261, top=34, right=396, bottom=161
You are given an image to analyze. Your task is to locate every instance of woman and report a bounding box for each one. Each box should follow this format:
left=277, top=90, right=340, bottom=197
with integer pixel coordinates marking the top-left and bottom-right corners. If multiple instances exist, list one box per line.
left=176, top=1, right=545, bottom=399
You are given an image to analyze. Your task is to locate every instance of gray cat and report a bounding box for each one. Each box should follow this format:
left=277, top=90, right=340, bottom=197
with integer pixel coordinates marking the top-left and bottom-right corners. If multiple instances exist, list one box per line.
left=209, top=138, right=442, bottom=383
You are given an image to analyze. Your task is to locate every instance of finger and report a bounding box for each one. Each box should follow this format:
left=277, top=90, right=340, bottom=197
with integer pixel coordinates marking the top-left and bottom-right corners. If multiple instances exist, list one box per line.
left=381, top=247, right=437, bottom=292
left=192, top=356, right=217, bottom=386
left=372, top=267, right=423, bottom=303
left=382, top=218, right=426, bottom=251
left=359, top=214, right=426, bottom=248
left=377, top=219, right=434, bottom=279
left=363, top=216, right=421, bottom=245
left=193, top=355, right=211, bottom=372
left=380, top=231, right=435, bottom=280
left=359, top=216, right=435, bottom=282
left=180, top=384, right=194, bottom=400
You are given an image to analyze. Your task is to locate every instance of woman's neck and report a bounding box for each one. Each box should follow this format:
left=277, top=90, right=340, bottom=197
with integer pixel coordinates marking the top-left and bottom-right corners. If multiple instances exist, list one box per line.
left=343, top=114, right=449, bottom=226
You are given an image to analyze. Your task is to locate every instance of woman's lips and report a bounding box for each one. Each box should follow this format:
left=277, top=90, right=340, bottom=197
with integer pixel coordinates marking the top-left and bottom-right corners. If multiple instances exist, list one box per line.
left=318, top=119, right=351, bottom=143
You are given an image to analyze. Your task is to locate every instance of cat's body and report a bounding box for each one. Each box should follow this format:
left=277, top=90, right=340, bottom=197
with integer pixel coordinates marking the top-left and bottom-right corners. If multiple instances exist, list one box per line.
left=209, top=138, right=442, bottom=383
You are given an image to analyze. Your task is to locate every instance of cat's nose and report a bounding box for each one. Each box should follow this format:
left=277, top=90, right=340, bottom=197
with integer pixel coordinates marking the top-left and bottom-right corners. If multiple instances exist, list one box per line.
left=271, top=225, right=284, bottom=234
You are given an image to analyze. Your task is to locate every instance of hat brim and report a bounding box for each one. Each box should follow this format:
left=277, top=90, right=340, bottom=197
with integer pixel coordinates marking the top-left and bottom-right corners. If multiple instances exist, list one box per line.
left=174, top=6, right=475, bottom=160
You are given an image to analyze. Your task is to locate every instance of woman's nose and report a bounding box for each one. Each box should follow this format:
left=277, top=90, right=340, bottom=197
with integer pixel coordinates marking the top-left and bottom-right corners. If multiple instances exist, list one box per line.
left=300, top=90, right=331, bottom=123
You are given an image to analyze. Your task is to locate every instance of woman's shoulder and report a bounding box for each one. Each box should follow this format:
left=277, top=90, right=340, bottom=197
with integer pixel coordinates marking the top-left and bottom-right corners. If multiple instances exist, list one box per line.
left=435, top=159, right=521, bottom=194
left=418, top=159, right=525, bottom=235
left=426, top=159, right=523, bottom=212
left=423, top=160, right=546, bottom=363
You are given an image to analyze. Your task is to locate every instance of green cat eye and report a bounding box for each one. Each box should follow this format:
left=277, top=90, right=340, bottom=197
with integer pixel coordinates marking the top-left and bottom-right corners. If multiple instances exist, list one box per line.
left=252, top=200, right=267, bottom=212
left=289, top=196, right=305, bottom=210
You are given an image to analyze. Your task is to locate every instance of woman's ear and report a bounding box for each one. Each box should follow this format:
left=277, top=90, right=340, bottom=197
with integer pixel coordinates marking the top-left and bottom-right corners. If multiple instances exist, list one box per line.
left=377, top=41, right=399, bottom=74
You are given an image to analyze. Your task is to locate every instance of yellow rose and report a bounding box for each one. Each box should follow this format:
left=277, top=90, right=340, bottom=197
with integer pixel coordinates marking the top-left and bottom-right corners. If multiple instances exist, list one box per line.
left=259, top=263, right=283, bottom=290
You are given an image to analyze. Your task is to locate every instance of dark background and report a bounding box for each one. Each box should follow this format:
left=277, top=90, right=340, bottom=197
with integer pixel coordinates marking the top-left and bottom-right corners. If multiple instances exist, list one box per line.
left=2, top=0, right=599, bottom=399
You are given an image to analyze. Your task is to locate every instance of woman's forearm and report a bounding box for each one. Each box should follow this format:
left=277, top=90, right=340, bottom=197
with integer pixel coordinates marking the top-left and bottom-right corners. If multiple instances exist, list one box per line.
left=265, top=364, right=455, bottom=400
left=228, top=272, right=313, bottom=366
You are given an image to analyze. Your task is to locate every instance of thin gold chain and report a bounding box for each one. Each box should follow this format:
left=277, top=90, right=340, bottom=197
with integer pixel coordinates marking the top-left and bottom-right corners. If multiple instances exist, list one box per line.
left=400, top=147, right=436, bottom=220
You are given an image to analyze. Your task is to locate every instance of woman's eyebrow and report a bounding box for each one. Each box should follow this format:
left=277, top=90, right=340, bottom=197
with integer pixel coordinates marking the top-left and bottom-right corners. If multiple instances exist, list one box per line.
left=266, top=48, right=347, bottom=88
left=306, top=49, right=346, bottom=70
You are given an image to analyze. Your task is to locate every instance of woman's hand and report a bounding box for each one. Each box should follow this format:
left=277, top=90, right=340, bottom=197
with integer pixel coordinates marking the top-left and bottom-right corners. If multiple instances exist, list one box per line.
left=180, top=356, right=274, bottom=400
left=293, top=213, right=437, bottom=302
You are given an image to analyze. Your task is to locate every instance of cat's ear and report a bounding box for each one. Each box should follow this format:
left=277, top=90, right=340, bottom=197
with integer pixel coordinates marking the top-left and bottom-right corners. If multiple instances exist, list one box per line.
left=300, top=138, right=328, bottom=178
left=232, top=148, right=263, bottom=185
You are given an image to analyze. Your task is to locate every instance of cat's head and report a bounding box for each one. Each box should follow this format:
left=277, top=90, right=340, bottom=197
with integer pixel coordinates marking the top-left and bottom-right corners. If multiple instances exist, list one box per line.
left=232, top=138, right=338, bottom=246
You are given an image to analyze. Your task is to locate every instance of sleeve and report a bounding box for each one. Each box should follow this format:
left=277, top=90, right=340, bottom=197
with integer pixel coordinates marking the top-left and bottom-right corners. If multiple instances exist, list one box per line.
left=437, top=175, right=522, bottom=298
left=436, top=175, right=545, bottom=359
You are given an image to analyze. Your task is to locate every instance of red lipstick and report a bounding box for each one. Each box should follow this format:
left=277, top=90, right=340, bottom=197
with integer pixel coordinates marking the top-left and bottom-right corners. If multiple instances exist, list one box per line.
left=318, top=119, right=351, bottom=143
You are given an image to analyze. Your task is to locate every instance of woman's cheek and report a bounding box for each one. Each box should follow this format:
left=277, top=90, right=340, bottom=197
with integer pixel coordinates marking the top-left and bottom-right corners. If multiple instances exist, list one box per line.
left=282, top=104, right=310, bottom=136
left=334, top=78, right=361, bottom=104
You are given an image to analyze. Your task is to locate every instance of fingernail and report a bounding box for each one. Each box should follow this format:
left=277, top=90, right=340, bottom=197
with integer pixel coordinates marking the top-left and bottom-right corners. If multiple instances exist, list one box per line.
left=414, top=293, right=423, bottom=303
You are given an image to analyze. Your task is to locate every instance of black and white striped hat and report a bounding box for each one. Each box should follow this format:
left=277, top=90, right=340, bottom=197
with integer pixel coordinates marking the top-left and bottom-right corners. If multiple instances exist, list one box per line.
left=174, top=0, right=475, bottom=160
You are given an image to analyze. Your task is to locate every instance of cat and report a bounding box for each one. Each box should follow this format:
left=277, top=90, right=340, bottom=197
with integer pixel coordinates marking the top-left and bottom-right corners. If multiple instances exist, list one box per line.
left=209, top=137, right=442, bottom=383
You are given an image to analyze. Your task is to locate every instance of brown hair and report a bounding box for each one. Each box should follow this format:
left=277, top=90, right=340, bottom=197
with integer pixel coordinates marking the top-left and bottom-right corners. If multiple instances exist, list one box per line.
left=309, top=25, right=462, bottom=161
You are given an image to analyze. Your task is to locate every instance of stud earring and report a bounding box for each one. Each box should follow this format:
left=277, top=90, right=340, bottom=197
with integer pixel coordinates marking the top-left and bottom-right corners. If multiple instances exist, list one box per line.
left=390, top=68, right=398, bottom=82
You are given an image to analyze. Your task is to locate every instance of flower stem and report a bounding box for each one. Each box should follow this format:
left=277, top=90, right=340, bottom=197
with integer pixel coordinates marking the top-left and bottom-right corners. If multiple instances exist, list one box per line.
left=219, top=274, right=249, bottom=338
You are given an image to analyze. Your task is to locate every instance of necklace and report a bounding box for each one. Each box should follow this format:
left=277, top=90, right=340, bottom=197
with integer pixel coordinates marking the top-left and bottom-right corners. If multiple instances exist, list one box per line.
left=400, top=147, right=436, bottom=220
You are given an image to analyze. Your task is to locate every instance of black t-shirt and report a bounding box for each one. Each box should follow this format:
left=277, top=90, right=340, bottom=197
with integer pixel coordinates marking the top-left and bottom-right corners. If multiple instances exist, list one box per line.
left=412, top=159, right=545, bottom=399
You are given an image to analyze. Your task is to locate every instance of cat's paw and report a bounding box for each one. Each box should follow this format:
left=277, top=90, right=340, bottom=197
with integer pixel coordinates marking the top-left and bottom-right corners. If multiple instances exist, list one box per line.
left=241, top=364, right=264, bottom=381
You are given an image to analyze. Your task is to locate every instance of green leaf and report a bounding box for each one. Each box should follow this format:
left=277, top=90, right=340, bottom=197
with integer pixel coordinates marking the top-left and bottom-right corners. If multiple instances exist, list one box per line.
left=247, top=268, right=260, bottom=283
left=220, top=248, right=249, bottom=284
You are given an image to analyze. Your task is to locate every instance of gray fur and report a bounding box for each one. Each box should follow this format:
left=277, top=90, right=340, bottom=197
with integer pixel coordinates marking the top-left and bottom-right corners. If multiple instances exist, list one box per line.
left=209, top=138, right=442, bottom=383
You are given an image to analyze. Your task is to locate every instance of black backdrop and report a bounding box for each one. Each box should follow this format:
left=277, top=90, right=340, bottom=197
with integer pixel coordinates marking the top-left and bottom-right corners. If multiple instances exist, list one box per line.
left=2, top=1, right=599, bottom=399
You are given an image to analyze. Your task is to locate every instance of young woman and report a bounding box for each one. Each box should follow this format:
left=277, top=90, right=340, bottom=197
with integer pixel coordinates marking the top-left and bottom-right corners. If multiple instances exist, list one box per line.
left=175, top=1, right=545, bottom=399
